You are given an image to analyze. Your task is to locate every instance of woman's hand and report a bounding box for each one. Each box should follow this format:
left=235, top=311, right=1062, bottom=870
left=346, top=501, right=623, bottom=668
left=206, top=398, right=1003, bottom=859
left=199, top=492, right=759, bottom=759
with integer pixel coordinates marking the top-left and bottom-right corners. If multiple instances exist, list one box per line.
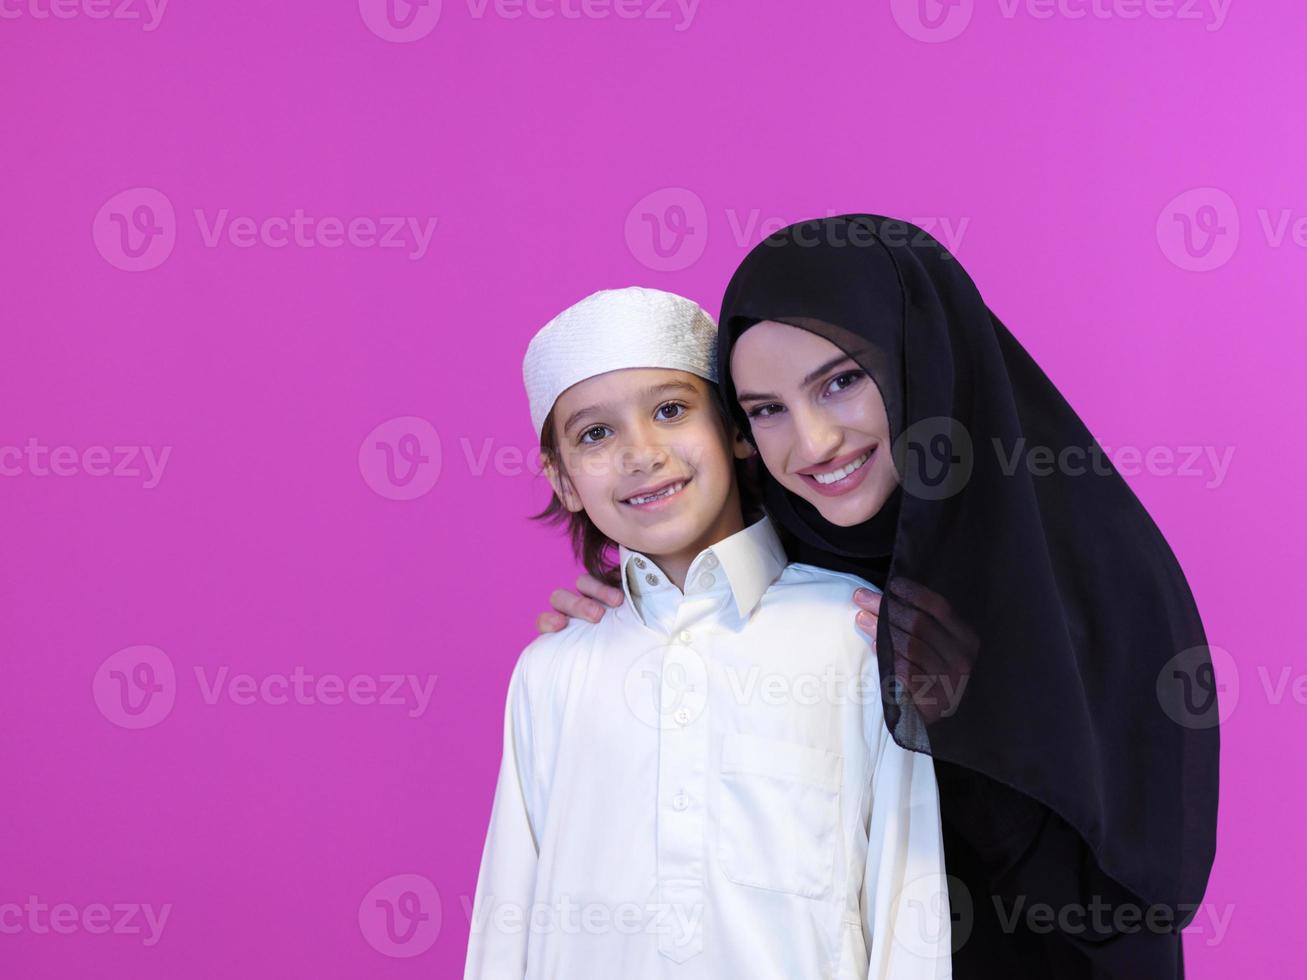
left=854, top=578, right=979, bottom=725
left=536, top=574, right=626, bottom=633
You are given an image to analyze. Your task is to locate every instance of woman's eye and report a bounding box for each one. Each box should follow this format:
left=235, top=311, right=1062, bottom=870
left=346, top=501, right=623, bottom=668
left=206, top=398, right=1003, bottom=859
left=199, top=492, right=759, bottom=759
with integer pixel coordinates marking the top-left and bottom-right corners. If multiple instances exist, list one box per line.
left=655, top=401, right=686, bottom=421
left=578, top=425, right=610, bottom=445
left=746, top=403, right=784, bottom=420
left=825, top=370, right=865, bottom=395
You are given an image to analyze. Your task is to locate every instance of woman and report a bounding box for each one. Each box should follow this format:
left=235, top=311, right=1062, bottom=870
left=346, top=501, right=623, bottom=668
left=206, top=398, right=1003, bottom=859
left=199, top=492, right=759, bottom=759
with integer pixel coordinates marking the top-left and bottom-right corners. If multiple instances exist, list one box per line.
left=538, top=215, right=1220, bottom=977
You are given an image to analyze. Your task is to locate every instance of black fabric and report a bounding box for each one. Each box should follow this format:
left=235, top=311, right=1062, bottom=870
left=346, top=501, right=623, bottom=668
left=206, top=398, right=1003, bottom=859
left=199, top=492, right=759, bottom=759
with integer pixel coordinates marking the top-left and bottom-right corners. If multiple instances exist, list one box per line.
left=716, top=215, right=1218, bottom=977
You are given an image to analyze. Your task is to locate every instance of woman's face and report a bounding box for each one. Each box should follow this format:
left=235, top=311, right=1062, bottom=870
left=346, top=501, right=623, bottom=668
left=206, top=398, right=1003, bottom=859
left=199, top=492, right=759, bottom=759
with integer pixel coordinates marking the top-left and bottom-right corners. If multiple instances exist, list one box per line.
left=731, top=320, right=899, bottom=527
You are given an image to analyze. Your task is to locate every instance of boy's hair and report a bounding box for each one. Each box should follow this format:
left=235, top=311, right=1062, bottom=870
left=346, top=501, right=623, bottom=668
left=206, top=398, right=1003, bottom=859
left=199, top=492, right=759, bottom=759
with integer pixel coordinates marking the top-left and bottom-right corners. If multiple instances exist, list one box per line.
left=532, top=382, right=766, bottom=587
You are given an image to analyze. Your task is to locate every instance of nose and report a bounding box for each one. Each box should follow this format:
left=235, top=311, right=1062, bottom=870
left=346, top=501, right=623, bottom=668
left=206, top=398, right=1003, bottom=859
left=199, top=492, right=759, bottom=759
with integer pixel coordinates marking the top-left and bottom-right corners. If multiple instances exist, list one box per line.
left=789, top=402, right=842, bottom=465
left=617, top=423, right=669, bottom=474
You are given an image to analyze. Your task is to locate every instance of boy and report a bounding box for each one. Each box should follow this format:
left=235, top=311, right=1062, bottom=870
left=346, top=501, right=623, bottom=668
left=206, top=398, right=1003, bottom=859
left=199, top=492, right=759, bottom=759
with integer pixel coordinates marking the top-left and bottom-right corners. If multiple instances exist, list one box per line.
left=464, top=286, right=951, bottom=979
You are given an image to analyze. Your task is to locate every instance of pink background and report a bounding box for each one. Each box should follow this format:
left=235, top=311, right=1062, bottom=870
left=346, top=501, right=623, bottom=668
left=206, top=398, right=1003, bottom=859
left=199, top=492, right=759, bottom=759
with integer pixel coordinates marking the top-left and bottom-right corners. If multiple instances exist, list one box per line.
left=2, top=1, right=1302, bottom=976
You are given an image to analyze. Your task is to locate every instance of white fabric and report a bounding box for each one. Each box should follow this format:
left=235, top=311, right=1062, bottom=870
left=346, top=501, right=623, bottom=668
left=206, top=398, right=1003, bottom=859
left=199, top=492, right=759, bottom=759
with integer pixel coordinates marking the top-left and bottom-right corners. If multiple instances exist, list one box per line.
left=464, top=516, right=953, bottom=979
left=522, top=286, right=718, bottom=438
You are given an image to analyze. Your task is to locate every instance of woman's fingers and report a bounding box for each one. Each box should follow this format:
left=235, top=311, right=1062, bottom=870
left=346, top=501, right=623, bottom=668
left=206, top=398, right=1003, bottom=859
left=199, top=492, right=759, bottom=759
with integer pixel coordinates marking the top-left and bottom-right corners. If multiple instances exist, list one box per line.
left=884, top=614, right=950, bottom=678
left=888, top=577, right=979, bottom=655
left=882, top=591, right=955, bottom=666
left=549, top=588, right=606, bottom=623
left=854, top=587, right=881, bottom=612
left=535, top=611, right=569, bottom=634
left=857, top=585, right=960, bottom=657
left=577, top=573, right=625, bottom=608
left=856, top=608, right=948, bottom=680
left=539, top=575, right=625, bottom=633
left=854, top=590, right=882, bottom=641
left=855, top=590, right=969, bottom=723
left=856, top=587, right=956, bottom=674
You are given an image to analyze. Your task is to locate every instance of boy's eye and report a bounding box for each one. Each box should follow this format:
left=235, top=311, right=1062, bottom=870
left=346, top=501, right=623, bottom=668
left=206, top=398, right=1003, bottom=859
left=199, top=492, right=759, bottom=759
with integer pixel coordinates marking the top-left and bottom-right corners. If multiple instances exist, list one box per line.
left=825, top=370, right=865, bottom=395
left=578, top=425, right=611, bottom=445
left=746, top=403, right=784, bottom=420
left=655, top=401, right=687, bottom=421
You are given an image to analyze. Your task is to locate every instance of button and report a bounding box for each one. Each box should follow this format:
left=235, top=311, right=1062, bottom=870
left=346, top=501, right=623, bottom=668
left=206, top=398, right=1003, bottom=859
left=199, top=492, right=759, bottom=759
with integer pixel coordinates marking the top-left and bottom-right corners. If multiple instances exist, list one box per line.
left=677, top=629, right=692, bottom=644
left=672, top=792, right=689, bottom=811
left=704, top=554, right=718, bottom=569
left=699, top=572, right=716, bottom=588
left=634, top=557, right=647, bottom=569
left=673, top=707, right=690, bottom=725
left=645, top=573, right=659, bottom=586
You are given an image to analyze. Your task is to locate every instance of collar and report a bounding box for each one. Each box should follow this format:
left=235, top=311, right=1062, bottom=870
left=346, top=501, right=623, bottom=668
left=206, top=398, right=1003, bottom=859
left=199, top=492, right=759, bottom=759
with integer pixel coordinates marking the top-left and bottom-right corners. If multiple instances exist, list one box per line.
left=617, top=515, right=789, bottom=626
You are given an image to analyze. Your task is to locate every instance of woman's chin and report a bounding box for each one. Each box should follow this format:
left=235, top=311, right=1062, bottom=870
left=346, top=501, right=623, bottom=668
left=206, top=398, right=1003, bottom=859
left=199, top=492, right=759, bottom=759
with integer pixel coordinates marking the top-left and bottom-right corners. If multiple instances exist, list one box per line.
left=816, top=501, right=874, bottom=526
left=801, top=479, right=890, bottom=526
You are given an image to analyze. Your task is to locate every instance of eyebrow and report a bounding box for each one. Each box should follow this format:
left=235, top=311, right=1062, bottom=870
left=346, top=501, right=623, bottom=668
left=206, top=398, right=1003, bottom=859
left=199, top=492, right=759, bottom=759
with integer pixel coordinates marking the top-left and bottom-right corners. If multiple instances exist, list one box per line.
left=561, top=380, right=701, bottom=435
left=735, top=354, right=857, bottom=404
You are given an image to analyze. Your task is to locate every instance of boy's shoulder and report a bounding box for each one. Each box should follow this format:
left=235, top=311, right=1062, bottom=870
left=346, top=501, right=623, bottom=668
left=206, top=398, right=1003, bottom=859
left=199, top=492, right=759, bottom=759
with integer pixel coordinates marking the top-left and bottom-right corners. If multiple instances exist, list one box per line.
left=762, top=560, right=882, bottom=610
left=740, top=562, right=879, bottom=647
left=513, top=605, right=620, bottom=675
left=776, top=560, right=881, bottom=593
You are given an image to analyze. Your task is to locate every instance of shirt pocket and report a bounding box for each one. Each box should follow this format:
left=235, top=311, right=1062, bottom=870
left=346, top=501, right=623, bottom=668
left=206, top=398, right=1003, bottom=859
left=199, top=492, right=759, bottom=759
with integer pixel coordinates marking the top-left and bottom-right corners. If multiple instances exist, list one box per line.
left=715, top=730, right=843, bottom=900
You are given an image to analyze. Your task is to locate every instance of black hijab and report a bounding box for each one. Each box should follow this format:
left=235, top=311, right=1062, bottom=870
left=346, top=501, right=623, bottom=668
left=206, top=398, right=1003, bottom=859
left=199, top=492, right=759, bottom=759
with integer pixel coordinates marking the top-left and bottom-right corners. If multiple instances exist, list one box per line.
left=716, top=214, right=1219, bottom=924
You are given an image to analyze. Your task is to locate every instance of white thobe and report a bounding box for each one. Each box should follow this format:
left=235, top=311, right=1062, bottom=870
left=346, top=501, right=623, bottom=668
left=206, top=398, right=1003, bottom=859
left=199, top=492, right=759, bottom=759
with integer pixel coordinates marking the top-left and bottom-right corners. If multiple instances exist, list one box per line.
left=465, top=515, right=952, bottom=979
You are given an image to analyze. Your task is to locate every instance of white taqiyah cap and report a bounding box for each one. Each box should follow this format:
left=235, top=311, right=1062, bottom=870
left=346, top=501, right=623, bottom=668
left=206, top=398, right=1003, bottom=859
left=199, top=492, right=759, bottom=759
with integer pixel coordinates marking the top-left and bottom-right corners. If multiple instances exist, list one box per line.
left=523, top=286, right=718, bottom=439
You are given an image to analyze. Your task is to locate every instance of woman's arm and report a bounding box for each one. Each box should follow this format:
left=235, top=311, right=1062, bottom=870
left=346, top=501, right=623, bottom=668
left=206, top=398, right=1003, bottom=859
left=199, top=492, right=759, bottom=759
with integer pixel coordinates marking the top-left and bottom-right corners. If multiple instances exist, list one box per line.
left=535, top=574, right=625, bottom=633
left=538, top=569, right=980, bottom=726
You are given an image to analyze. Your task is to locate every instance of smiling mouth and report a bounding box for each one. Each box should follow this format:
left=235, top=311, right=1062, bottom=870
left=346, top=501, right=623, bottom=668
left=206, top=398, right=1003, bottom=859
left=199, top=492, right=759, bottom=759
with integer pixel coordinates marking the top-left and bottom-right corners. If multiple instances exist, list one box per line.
left=806, top=448, right=874, bottom=485
left=623, top=479, right=690, bottom=506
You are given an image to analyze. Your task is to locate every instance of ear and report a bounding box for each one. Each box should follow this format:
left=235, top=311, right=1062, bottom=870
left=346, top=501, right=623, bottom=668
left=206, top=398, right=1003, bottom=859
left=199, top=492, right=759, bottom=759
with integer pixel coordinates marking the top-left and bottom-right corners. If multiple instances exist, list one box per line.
left=543, top=453, right=584, bottom=513
left=731, top=426, right=757, bottom=461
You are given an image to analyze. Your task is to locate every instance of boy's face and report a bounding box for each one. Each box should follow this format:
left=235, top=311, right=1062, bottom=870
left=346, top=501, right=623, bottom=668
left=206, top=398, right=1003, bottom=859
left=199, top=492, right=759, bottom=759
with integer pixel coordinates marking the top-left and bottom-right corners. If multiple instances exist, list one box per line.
left=545, top=368, right=754, bottom=565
